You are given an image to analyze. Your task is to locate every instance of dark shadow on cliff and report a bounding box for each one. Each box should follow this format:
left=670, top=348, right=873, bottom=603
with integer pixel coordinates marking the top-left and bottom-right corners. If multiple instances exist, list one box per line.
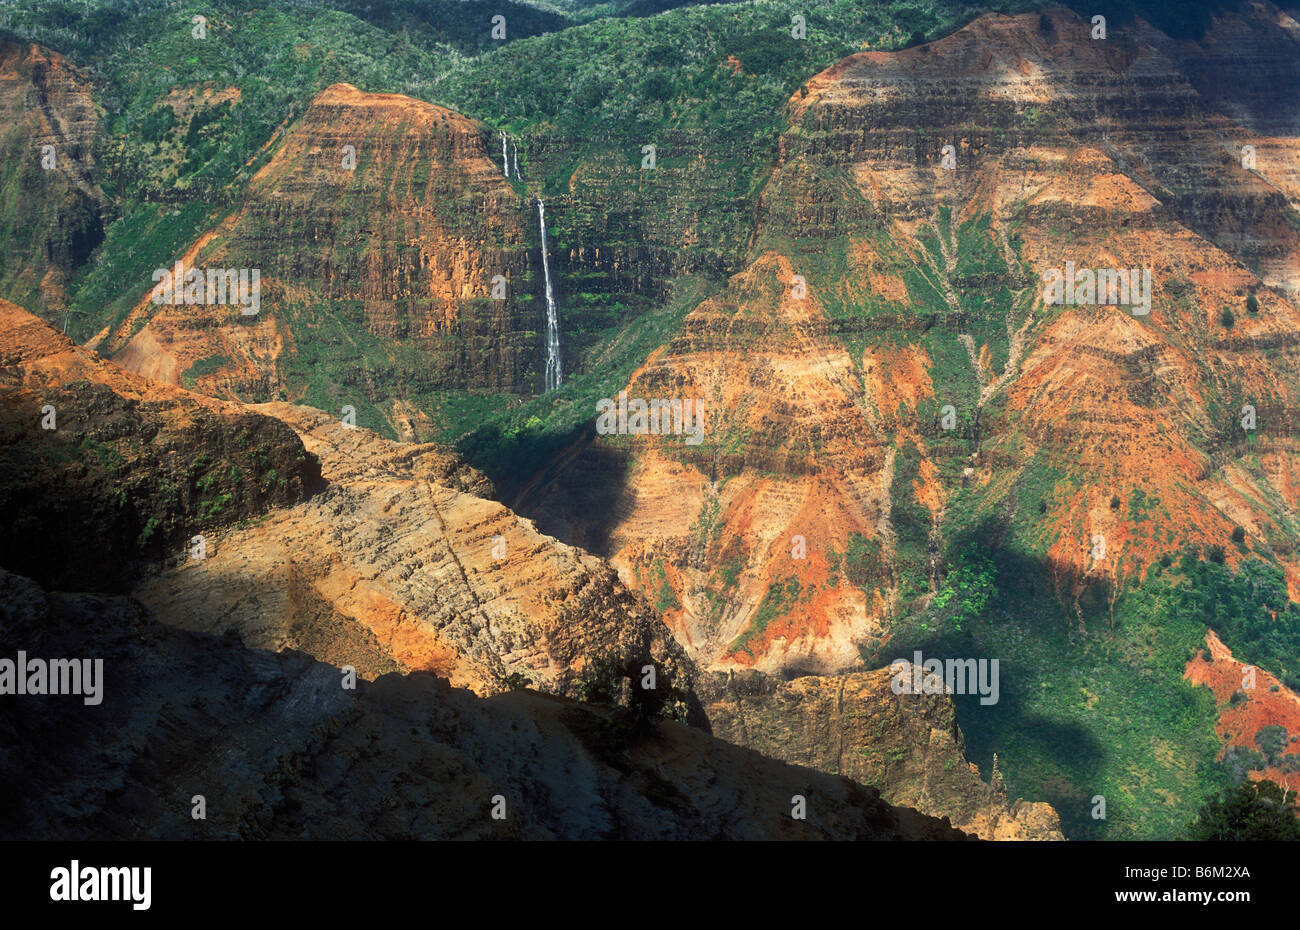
left=871, top=516, right=1222, bottom=839
left=469, top=419, right=638, bottom=559
left=0, top=379, right=324, bottom=594
left=0, top=567, right=966, bottom=840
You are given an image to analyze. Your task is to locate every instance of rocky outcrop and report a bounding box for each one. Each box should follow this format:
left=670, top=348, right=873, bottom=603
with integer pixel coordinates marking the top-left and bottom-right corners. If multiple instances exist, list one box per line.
left=0, top=298, right=991, bottom=839
left=699, top=667, right=1063, bottom=840
left=0, top=568, right=970, bottom=841
left=0, top=40, right=104, bottom=323
left=0, top=301, right=320, bottom=592
left=493, top=9, right=1299, bottom=838
left=131, top=400, right=691, bottom=700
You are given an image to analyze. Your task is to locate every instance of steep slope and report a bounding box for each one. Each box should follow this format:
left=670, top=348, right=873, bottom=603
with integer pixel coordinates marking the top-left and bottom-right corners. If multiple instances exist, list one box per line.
left=93, top=83, right=543, bottom=432
left=0, top=297, right=1039, bottom=837
left=9, top=0, right=1296, bottom=842
left=522, top=3, right=1300, bottom=670
left=130, top=399, right=1061, bottom=837
left=130, top=400, right=691, bottom=700
left=0, top=39, right=104, bottom=324
left=0, top=300, right=320, bottom=592
left=699, top=668, right=1063, bottom=839
left=504, top=5, right=1300, bottom=838
left=0, top=568, right=969, bottom=841
left=1186, top=628, right=1300, bottom=794
left=1149, top=0, right=1300, bottom=137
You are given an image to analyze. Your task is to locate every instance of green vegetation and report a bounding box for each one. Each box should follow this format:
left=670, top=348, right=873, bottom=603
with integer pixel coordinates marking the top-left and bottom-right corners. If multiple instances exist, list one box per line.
left=2, top=0, right=1047, bottom=456
left=931, top=555, right=996, bottom=629
left=652, top=558, right=680, bottom=612
left=729, top=575, right=802, bottom=657
left=182, top=353, right=232, bottom=389
left=1, top=0, right=1280, bottom=843
left=867, top=535, right=1300, bottom=839
left=79, top=436, right=124, bottom=469
left=1255, top=725, right=1288, bottom=766
left=1173, top=555, right=1300, bottom=692
left=501, top=671, right=534, bottom=691
left=889, top=442, right=935, bottom=603
left=454, top=273, right=712, bottom=493
left=1189, top=780, right=1300, bottom=841
left=842, top=532, right=884, bottom=590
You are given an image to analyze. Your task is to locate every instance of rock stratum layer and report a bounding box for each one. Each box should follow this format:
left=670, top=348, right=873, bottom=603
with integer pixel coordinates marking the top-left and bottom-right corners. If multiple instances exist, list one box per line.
left=27, top=4, right=1300, bottom=840
left=522, top=5, right=1300, bottom=674
left=0, top=298, right=1048, bottom=839
left=95, top=83, right=544, bottom=432
left=0, top=39, right=104, bottom=323
left=700, top=667, right=1062, bottom=839
left=131, top=400, right=689, bottom=700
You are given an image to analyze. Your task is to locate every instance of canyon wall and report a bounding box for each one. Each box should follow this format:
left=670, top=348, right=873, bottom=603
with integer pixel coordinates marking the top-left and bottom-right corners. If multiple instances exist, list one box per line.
left=96, top=83, right=544, bottom=433
left=522, top=5, right=1300, bottom=672
left=0, top=40, right=104, bottom=323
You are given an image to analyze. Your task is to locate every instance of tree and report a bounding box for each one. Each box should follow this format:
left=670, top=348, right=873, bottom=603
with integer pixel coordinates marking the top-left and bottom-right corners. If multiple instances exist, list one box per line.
left=1232, top=525, right=1246, bottom=545
left=1221, top=307, right=1236, bottom=328
left=572, top=656, right=622, bottom=705
left=639, top=72, right=673, bottom=103
left=625, top=659, right=671, bottom=736
left=1190, top=780, right=1300, bottom=840
left=1247, top=293, right=1260, bottom=314
left=1256, top=725, right=1289, bottom=766
left=502, top=671, right=532, bottom=691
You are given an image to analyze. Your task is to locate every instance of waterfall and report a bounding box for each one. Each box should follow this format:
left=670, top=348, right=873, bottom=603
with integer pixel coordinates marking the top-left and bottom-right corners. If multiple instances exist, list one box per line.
left=537, top=199, right=562, bottom=391
left=500, top=131, right=508, bottom=177
left=511, top=141, right=520, bottom=179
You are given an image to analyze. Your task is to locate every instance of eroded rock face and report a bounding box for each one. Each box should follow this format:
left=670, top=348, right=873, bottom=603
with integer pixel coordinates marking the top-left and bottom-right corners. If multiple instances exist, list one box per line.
left=699, top=668, right=1063, bottom=840
left=495, top=8, right=1300, bottom=838
left=0, top=40, right=104, bottom=323
left=98, top=83, right=542, bottom=421
left=118, top=396, right=1054, bottom=837
left=0, top=300, right=994, bottom=839
left=1185, top=629, right=1300, bottom=795
left=1151, top=0, right=1300, bottom=137
left=0, top=568, right=969, bottom=841
left=131, top=400, right=691, bottom=700
left=32, top=8, right=1300, bottom=839
left=522, top=5, right=1300, bottom=672
left=0, top=301, right=320, bottom=592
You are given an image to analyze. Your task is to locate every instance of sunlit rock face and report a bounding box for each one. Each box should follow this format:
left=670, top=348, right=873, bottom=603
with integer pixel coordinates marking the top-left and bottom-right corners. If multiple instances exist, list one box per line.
left=99, top=83, right=543, bottom=427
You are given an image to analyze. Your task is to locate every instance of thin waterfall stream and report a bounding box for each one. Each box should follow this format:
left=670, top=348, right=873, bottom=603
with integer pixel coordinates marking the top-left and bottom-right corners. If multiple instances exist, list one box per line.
left=537, top=198, right=562, bottom=391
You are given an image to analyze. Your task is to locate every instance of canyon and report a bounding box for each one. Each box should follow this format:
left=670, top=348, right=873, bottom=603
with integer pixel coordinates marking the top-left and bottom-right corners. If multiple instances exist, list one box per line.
left=0, top=300, right=1047, bottom=837
left=523, top=5, right=1300, bottom=676
left=0, top=566, right=972, bottom=840
left=2, top=0, right=1299, bottom=840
